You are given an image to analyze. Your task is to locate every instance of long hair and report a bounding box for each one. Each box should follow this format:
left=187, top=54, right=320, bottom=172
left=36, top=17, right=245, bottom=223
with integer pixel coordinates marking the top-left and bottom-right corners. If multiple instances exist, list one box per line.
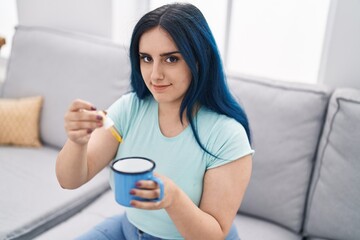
left=129, top=3, right=251, bottom=157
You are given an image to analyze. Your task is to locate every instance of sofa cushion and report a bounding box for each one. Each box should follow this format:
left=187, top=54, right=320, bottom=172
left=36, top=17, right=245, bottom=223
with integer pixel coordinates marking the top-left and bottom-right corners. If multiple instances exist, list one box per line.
left=234, top=214, right=302, bottom=240
left=304, top=88, right=360, bottom=240
left=2, top=26, right=131, bottom=149
left=0, top=146, right=110, bottom=239
left=35, top=191, right=125, bottom=240
left=0, top=96, right=43, bottom=147
left=228, top=76, right=331, bottom=232
left=37, top=192, right=302, bottom=240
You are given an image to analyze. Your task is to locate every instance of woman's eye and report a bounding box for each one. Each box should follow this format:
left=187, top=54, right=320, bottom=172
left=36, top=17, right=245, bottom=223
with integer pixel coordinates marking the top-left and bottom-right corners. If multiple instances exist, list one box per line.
left=140, top=56, right=152, bottom=63
left=165, top=56, right=179, bottom=63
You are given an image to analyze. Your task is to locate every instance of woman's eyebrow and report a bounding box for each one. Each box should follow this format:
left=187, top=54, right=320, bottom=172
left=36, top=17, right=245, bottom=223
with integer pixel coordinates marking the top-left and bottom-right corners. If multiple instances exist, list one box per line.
left=160, top=51, right=180, bottom=56
left=139, top=51, right=180, bottom=56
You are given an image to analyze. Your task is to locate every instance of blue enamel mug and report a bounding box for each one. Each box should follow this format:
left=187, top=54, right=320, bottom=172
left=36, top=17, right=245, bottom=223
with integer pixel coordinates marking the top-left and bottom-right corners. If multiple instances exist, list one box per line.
left=111, top=157, right=164, bottom=207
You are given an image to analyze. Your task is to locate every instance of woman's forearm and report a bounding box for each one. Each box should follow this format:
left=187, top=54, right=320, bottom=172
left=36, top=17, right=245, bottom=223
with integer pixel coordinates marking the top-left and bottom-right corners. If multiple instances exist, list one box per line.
left=165, top=188, right=227, bottom=240
left=56, top=139, right=89, bottom=189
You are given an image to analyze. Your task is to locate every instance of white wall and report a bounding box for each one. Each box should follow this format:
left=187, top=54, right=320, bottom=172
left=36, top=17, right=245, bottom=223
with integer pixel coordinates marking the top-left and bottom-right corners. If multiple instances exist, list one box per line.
left=4, top=0, right=360, bottom=89
left=318, top=0, right=360, bottom=89
left=227, top=0, right=331, bottom=84
left=112, top=0, right=149, bottom=46
left=16, top=0, right=148, bottom=47
left=0, top=1, right=18, bottom=58
left=17, top=0, right=112, bottom=38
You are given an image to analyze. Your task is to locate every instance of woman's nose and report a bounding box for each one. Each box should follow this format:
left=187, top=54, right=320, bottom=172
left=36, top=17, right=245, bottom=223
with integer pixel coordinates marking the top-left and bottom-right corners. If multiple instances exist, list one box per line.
left=150, top=62, right=164, bottom=81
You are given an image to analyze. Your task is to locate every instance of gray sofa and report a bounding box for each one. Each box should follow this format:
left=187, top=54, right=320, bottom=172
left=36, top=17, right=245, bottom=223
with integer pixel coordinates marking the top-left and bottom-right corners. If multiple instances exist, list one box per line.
left=0, top=26, right=359, bottom=240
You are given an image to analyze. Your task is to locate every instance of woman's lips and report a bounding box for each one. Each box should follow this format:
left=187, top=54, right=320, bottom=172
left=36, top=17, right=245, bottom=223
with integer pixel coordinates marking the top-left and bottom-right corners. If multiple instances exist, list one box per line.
left=152, top=84, right=171, bottom=91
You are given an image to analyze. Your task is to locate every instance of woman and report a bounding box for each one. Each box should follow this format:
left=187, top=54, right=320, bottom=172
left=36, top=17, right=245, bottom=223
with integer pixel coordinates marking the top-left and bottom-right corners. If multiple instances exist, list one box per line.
left=56, top=3, right=253, bottom=240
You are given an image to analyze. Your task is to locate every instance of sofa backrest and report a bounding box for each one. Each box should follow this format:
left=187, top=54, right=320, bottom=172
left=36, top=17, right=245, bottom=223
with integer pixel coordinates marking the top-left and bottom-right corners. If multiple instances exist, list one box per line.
left=228, top=76, right=331, bottom=233
left=2, top=26, right=131, bottom=148
left=304, top=88, right=360, bottom=240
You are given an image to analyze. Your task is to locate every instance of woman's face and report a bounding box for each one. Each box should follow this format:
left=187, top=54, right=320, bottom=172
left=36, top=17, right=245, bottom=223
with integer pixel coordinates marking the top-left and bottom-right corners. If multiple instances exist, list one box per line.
left=139, top=27, right=192, bottom=107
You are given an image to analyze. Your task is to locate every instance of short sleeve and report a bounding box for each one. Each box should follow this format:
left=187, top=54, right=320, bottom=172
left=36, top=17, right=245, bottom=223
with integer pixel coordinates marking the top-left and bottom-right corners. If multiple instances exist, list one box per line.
left=206, top=117, right=254, bottom=169
left=106, top=92, right=138, bottom=139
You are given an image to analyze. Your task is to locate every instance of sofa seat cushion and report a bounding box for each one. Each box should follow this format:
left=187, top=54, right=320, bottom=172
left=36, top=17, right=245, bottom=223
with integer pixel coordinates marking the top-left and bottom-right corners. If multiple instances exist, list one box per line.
left=228, top=76, right=331, bottom=232
left=37, top=193, right=302, bottom=240
left=0, top=146, right=110, bottom=239
left=35, top=190, right=125, bottom=239
left=304, top=88, right=360, bottom=240
left=234, top=214, right=302, bottom=240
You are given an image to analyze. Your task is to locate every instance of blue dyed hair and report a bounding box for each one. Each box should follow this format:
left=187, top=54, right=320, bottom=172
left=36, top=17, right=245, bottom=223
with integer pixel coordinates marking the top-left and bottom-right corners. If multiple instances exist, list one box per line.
left=129, top=3, right=251, bottom=157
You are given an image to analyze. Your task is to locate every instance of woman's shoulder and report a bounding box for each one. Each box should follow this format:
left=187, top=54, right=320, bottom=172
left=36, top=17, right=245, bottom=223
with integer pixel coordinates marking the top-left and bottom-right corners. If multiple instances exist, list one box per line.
left=197, top=107, right=253, bottom=164
left=197, top=107, right=247, bottom=138
left=107, top=93, right=155, bottom=135
left=113, top=92, right=153, bottom=108
left=198, top=107, right=240, bottom=126
left=119, top=92, right=138, bottom=103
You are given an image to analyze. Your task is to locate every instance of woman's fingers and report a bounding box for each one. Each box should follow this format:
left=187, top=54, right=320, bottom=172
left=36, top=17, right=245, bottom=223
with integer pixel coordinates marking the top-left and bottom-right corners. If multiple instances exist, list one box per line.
left=64, top=102, right=104, bottom=131
left=130, top=174, right=177, bottom=210
left=129, top=179, right=162, bottom=209
left=129, top=186, right=162, bottom=210
left=129, top=179, right=161, bottom=200
left=130, top=200, right=161, bottom=209
left=130, top=187, right=161, bottom=200
left=64, top=99, right=104, bottom=144
left=135, top=180, right=158, bottom=189
left=65, top=109, right=102, bottom=123
left=65, top=116, right=103, bottom=131
left=68, top=99, right=96, bottom=112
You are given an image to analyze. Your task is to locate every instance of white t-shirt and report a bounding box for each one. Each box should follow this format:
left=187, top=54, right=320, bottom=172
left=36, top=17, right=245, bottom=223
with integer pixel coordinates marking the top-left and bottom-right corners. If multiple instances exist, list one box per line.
left=107, top=92, right=254, bottom=239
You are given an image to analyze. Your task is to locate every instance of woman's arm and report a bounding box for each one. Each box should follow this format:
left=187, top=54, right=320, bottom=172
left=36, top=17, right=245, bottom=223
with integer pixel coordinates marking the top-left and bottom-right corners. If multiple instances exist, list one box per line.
left=131, top=154, right=252, bottom=239
left=56, top=99, right=119, bottom=189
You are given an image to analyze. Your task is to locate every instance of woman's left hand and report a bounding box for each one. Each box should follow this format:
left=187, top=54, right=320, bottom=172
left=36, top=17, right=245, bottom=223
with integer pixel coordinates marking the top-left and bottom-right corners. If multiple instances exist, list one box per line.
left=129, top=173, right=178, bottom=210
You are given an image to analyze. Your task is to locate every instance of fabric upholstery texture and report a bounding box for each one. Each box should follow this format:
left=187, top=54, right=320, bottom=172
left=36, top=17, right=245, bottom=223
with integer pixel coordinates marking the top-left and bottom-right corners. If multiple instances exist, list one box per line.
left=35, top=191, right=125, bottom=240
left=2, top=26, right=131, bottom=149
left=234, top=214, right=302, bottom=240
left=304, top=88, right=360, bottom=240
left=0, top=26, right=131, bottom=240
left=0, top=96, right=43, bottom=147
left=228, top=76, right=331, bottom=232
left=0, top=146, right=110, bottom=240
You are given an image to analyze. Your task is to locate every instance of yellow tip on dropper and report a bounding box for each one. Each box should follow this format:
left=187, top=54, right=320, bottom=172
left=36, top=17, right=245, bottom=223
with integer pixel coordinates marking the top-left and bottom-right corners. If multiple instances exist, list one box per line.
left=99, top=110, right=123, bottom=143
left=109, top=126, right=123, bottom=143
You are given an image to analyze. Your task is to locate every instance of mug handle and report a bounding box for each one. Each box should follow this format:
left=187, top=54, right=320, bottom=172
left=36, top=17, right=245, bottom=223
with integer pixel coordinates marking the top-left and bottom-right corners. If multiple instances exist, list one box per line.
left=150, top=176, right=164, bottom=202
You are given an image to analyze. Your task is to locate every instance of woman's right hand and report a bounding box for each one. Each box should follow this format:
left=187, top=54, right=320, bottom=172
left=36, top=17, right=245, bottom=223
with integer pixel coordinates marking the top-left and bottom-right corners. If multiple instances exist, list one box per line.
left=64, top=99, right=104, bottom=145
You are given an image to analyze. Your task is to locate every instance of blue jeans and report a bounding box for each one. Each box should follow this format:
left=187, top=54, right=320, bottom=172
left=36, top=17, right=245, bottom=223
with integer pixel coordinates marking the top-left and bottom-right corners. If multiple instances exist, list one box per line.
left=75, top=214, right=240, bottom=240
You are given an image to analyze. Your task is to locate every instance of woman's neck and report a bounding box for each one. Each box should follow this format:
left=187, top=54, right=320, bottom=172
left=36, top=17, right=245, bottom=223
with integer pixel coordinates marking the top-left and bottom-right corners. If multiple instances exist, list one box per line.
left=158, top=102, right=188, bottom=137
left=158, top=102, right=187, bottom=122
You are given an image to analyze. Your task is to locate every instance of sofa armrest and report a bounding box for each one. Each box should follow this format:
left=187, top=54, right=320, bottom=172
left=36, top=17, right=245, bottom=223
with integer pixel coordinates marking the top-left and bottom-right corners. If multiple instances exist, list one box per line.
left=304, top=88, right=360, bottom=240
